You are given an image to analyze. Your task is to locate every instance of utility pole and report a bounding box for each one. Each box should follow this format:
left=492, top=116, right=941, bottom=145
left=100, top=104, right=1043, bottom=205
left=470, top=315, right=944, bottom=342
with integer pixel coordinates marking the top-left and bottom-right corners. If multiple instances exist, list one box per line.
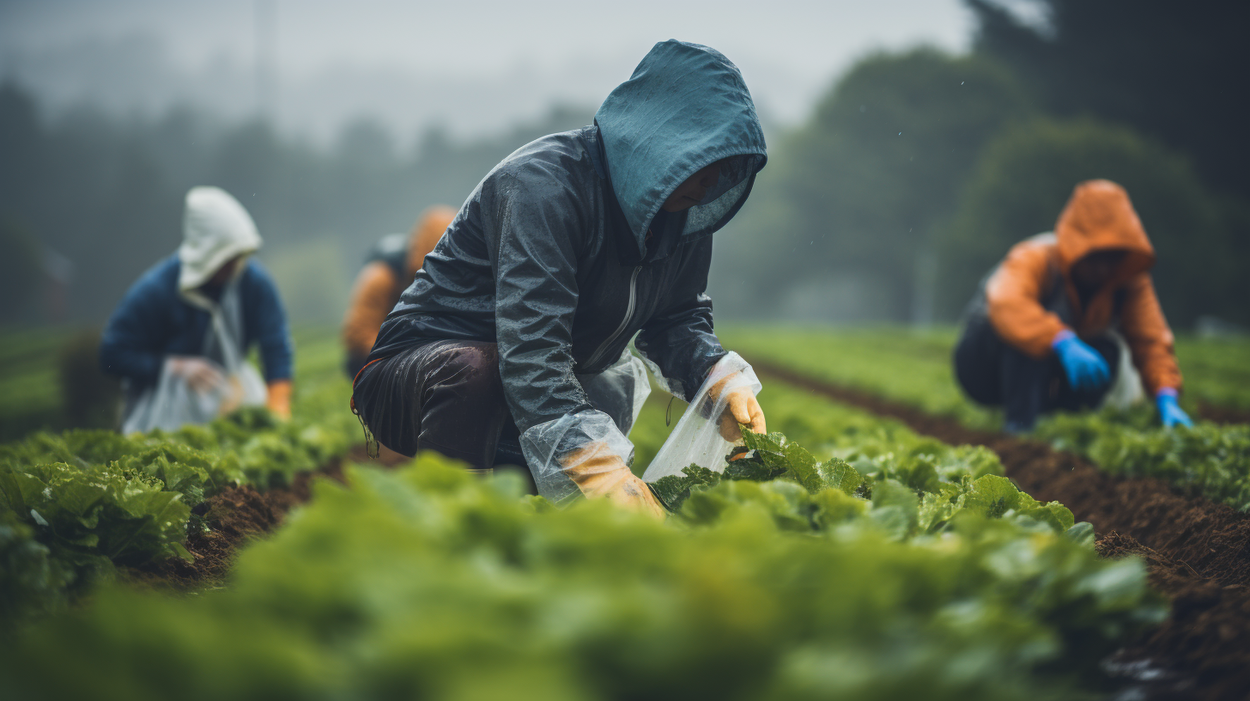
left=254, top=0, right=277, bottom=123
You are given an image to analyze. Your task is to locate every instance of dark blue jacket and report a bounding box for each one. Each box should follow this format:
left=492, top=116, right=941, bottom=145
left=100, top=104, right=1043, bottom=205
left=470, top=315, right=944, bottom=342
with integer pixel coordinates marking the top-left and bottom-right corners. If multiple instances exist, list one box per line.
left=99, top=254, right=293, bottom=387
left=367, top=40, right=767, bottom=434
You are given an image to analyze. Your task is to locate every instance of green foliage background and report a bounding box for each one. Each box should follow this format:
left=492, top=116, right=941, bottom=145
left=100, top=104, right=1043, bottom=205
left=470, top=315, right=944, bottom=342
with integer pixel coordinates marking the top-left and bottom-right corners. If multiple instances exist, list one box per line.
left=713, top=3, right=1246, bottom=328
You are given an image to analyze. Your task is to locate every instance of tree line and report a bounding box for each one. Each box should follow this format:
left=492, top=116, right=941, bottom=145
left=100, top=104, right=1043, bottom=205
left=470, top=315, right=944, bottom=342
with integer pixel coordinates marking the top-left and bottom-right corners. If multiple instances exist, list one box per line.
left=713, top=0, right=1248, bottom=328
left=2, top=0, right=1246, bottom=329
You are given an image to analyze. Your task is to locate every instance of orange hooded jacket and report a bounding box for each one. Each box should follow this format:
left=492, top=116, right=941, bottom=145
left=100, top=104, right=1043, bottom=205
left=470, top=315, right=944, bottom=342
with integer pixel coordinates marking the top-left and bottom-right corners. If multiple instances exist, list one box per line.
left=984, top=180, right=1182, bottom=395
left=342, top=206, right=457, bottom=360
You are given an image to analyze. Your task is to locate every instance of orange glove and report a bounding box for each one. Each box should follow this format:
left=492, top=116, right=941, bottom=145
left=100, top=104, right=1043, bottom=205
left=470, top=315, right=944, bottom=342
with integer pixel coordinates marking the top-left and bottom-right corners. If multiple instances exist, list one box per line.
left=562, top=441, right=666, bottom=519
left=707, top=375, right=766, bottom=446
left=266, top=379, right=292, bottom=420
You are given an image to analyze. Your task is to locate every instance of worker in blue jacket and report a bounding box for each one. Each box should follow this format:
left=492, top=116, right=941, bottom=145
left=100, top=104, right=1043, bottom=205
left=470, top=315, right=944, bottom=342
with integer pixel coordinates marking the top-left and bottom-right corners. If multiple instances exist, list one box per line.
left=100, top=186, right=293, bottom=432
left=352, top=41, right=768, bottom=515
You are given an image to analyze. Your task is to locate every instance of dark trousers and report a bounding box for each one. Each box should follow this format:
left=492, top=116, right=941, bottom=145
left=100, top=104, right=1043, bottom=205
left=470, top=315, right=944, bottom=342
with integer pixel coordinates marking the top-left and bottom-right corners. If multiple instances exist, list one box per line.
left=351, top=340, right=534, bottom=490
left=953, top=314, right=1119, bottom=430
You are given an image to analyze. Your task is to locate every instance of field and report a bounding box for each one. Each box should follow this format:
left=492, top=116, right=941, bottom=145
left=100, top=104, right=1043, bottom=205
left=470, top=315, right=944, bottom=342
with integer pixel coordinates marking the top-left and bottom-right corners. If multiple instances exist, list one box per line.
left=2, top=326, right=1248, bottom=700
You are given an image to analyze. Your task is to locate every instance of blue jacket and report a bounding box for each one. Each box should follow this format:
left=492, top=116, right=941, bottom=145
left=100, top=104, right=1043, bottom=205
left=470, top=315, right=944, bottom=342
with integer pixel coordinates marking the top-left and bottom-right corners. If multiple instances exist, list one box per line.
left=367, top=40, right=767, bottom=434
left=99, top=254, right=293, bottom=387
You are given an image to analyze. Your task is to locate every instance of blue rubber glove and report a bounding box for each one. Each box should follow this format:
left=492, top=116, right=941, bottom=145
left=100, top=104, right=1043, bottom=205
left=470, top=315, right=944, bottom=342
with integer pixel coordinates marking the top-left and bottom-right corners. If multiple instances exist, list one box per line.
left=1156, top=389, right=1193, bottom=429
left=1051, top=330, right=1111, bottom=392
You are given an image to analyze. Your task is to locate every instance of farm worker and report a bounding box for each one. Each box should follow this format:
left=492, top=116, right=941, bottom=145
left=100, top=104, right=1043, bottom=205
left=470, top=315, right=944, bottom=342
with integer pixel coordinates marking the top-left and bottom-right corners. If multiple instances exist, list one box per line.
left=954, top=180, right=1190, bottom=433
left=341, top=207, right=457, bottom=378
left=351, top=40, right=768, bottom=516
left=100, top=186, right=294, bottom=432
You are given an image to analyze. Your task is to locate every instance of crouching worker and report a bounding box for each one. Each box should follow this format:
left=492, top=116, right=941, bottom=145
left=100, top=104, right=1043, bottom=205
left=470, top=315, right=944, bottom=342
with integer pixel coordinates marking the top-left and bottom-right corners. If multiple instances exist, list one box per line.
left=100, top=186, right=294, bottom=433
left=954, top=180, right=1191, bottom=433
left=351, top=41, right=769, bottom=516
left=341, top=207, right=456, bottom=378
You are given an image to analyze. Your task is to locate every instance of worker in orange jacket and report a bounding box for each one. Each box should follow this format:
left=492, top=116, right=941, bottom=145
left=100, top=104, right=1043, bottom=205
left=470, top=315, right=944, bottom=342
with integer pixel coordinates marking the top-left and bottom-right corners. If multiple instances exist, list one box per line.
left=342, top=206, right=457, bottom=377
left=954, top=180, right=1192, bottom=433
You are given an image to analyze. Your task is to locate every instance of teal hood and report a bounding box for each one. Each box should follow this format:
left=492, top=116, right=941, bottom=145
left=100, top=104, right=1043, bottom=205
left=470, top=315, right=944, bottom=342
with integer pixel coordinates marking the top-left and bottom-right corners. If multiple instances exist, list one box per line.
left=595, top=40, right=767, bottom=253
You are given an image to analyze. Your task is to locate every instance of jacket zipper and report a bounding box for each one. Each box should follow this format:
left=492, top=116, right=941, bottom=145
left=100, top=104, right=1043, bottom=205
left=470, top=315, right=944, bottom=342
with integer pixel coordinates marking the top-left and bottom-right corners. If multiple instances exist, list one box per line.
left=585, top=265, right=643, bottom=369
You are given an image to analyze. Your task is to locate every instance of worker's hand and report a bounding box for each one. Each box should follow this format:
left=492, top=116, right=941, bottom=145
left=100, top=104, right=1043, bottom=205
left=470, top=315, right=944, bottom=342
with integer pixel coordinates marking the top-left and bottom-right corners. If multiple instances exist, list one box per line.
left=718, top=388, right=766, bottom=445
left=562, top=442, right=666, bottom=519
left=1156, top=390, right=1192, bottom=429
left=266, top=379, right=292, bottom=421
left=706, top=374, right=766, bottom=445
left=168, top=356, right=226, bottom=394
left=1052, top=332, right=1110, bottom=392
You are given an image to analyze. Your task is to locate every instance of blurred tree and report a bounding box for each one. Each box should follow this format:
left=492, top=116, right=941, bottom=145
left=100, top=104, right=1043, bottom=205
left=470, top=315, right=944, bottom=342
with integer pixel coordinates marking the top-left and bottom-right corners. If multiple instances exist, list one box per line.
left=967, top=0, right=1250, bottom=200
left=0, top=219, right=44, bottom=324
left=937, top=117, right=1238, bottom=327
left=714, top=49, right=1031, bottom=322
left=0, top=79, right=598, bottom=326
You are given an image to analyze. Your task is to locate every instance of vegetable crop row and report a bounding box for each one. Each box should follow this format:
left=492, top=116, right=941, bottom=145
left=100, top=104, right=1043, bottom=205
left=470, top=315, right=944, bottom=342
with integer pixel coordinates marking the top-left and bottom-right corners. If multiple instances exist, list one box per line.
left=0, top=338, right=360, bottom=625
left=720, top=325, right=1250, bottom=511
left=4, top=424, right=1165, bottom=699
left=1, top=385, right=1166, bottom=701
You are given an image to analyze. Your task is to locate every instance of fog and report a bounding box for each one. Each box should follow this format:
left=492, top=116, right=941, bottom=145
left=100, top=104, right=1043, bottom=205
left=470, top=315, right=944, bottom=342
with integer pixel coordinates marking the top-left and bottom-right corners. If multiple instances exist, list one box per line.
left=1, top=0, right=972, bottom=144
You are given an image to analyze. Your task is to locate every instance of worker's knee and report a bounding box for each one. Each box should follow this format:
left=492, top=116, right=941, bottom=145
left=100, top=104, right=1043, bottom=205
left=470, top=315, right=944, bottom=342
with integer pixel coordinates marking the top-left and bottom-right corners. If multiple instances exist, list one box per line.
left=424, top=342, right=505, bottom=407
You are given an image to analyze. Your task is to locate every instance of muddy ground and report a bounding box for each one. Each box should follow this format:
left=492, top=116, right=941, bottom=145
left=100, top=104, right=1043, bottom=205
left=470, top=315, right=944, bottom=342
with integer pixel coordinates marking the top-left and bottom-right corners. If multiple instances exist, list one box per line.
left=753, top=361, right=1250, bottom=701
left=129, top=444, right=408, bottom=588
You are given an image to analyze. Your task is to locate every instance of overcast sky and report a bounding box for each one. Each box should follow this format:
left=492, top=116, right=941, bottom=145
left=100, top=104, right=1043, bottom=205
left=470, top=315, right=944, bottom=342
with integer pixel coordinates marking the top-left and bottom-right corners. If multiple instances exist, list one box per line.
left=0, top=0, right=979, bottom=145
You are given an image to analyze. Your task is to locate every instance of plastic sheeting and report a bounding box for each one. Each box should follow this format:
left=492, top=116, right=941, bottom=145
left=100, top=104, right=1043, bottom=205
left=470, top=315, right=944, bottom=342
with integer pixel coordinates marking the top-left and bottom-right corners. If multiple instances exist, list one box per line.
left=642, top=352, right=760, bottom=483
left=121, top=280, right=266, bottom=434
left=522, top=348, right=652, bottom=503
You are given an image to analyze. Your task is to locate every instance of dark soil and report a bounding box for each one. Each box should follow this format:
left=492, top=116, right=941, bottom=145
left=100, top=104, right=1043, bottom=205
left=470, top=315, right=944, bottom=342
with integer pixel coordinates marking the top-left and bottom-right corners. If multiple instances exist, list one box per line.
left=132, top=444, right=413, bottom=587
left=751, top=360, right=1250, bottom=701
left=125, top=443, right=410, bottom=591
left=1197, top=401, right=1250, bottom=426
left=129, top=459, right=348, bottom=588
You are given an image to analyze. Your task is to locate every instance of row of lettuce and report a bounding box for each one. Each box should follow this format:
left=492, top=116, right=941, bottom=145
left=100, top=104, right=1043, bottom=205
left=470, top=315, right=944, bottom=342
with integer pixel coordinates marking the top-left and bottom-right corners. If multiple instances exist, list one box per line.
left=2, top=378, right=1165, bottom=700
left=1, top=339, right=360, bottom=625
left=722, top=326, right=1250, bottom=512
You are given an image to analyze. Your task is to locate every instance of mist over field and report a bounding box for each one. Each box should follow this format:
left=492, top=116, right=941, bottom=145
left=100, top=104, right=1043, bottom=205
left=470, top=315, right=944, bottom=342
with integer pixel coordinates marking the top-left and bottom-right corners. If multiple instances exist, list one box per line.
left=1, top=0, right=1246, bottom=329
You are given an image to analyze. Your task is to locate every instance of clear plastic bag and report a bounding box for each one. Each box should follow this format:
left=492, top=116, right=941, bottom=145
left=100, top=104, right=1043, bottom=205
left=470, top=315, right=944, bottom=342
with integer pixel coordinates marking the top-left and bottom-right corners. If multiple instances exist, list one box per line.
left=575, top=347, right=652, bottom=436
left=122, top=358, right=266, bottom=434
left=1098, top=329, right=1145, bottom=411
left=521, top=409, right=634, bottom=504
left=521, top=349, right=652, bottom=503
left=641, top=352, right=761, bottom=483
left=121, top=281, right=267, bottom=434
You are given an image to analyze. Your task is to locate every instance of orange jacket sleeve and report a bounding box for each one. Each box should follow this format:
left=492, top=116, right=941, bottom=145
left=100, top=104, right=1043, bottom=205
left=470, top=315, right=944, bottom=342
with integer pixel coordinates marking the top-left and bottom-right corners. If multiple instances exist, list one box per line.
left=342, top=262, right=398, bottom=360
left=985, top=240, right=1068, bottom=359
left=1118, top=272, right=1182, bottom=395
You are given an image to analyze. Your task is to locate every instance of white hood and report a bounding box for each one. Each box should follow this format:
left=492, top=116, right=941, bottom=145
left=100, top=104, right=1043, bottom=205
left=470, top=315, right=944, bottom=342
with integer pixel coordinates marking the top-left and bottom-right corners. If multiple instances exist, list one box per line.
left=178, top=187, right=262, bottom=292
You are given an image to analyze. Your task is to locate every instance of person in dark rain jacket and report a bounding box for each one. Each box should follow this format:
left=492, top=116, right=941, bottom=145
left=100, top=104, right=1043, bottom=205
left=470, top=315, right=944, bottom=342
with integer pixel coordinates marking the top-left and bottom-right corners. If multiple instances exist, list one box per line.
left=100, top=187, right=294, bottom=432
left=351, top=40, right=769, bottom=515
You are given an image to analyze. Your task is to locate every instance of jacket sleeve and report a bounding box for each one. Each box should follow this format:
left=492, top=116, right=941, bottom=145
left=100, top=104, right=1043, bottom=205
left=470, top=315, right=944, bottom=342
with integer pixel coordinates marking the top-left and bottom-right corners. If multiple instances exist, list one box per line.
left=243, top=262, right=294, bottom=382
left=488, top=169, right=595, bottom=434
left=342, top=262, right=398, bottom=361
left=635, top=249, right=727, bottom=401
left=98, top=272, right=170, bottom=384
left=985, top=241, right=1068, bottom=358
left=1118, top=272, right=1182, bottom=394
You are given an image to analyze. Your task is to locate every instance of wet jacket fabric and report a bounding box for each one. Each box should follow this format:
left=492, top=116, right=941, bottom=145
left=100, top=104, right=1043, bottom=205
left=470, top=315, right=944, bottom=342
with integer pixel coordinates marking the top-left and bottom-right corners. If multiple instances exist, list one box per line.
left=980, top=180, right=1181, bottom=394
left=367, top=40, right=767, bottom=450
left=99, top=254, right=292, bottom=387
left=342, top=208, right=456, bottom=366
